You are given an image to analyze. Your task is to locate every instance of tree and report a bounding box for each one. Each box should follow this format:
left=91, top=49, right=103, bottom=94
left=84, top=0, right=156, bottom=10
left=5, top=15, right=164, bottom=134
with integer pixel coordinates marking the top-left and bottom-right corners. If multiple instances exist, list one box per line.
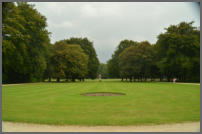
left=43, top=44, right=54, bottom=82
left=149, top=44, right=160, bottom=81
left=107, top=58, right=118, bottom=78
left=51, top=41, right=88, bottom=82
left=107, top=40, right=138, bottom=78
left=17, top=2, right=51, bottom=82
left=65, top=37, right=99, bottom=79
left=64, top=45, right=88, bottom=82
left=119, top=45, right=138, bottom=81
left=156, top=21, right=200, bottom=82
left=2, top=2, right=51, bottom=83
left=51, top=41, right=67, bottom=82
left=119, top=41, right=153, bottom=82
left=3, top=2, right=28, bottom=83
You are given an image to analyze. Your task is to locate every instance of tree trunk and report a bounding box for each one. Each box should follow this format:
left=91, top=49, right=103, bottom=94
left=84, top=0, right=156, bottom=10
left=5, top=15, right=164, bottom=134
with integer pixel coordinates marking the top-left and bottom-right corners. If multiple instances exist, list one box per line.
left=167, top=74, right=171, bottom=82
left=48, top=77, right=51, bottom=82
left=160, top=75, right=163, bottom=82
left=167, top=77, right=170, bottom=82
left=57, top=78, right=60, bottom=82
left=183, top=74, right=186, bottom=82
left=130, top=77, right=132, bottom=82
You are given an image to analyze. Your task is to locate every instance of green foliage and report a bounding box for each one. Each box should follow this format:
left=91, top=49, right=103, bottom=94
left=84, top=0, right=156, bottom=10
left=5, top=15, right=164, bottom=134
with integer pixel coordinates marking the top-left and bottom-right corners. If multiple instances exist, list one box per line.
left=43, top=44, right=54, bottom=81
left=156, top=21, right=200, bottom=82
left=51, top=42, right=67, bottom=80
left=2, top=2, right=51, bottom=83
left=64, top=45, right=88, bottom=81
left=51, top=41, right=88, bottom=81
left=3, top=3, right=199, bottom=84
left=109, top=21, right=199, bottom=82
left=107, top=40, right=138, bottom=78
left=119, top=41, right=153, bottom=81
left=64, top=37, right=99, bottom=79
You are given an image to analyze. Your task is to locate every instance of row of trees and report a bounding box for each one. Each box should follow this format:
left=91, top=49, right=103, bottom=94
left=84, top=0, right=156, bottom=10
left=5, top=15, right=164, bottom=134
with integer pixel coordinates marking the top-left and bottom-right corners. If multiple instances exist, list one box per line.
left=108, top=22, right=200, bottom=82
left=3, top=2, right=99, bottom=83
left=3, top=2, right=199, bottom=83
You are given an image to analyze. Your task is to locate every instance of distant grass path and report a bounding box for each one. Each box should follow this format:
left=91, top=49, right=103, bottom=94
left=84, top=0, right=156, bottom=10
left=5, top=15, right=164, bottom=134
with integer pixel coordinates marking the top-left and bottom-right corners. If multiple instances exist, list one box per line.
left=2, top=80, right=200, bottom=126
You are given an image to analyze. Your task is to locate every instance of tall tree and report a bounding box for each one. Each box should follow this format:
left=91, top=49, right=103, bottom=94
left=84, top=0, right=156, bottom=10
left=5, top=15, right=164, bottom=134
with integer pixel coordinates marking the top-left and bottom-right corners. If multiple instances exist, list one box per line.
left=51, top=41, right=88, bottom=82
left=149, top=44, right=160, bottom=81
left=51, top=43, right=67, bottom=82
left=156, top=21, right=200, bottom=82
left=2, top=2, right=51, bottom=83
left=119, top=41, right=153, bottom=81
left=64, top=45, right=88, bottom=82
left=65, top=37, right=99, bottom=79
left=3, top=2, right=24, bottom=83
left=107, top=40, right=138, bottom=78
left=17, top=2, right=51, bottom=82
left=43, top=44, right=55, bottom=82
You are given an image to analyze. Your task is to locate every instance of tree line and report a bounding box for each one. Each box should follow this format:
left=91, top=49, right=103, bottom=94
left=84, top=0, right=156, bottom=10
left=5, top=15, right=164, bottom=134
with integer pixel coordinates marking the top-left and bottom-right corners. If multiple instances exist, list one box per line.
left=107, top=22, right=200, bottom=82
left=3, top=2, right=200, bottom=83
left=2, top=2, right=99, bottom=83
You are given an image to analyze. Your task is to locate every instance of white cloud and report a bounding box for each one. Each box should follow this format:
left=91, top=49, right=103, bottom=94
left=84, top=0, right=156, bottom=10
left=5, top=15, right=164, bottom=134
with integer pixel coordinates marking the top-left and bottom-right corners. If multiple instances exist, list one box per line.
left=49, top=21, right=73, bottom=28
left=80, top=3, right=123, bottom=18
left=31, top=2, right=200, bottom=63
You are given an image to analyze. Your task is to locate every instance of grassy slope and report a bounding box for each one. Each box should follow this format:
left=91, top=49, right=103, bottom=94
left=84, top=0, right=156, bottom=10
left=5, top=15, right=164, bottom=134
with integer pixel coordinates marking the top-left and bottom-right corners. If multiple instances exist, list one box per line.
left=2, top=80, right=200, bottom=126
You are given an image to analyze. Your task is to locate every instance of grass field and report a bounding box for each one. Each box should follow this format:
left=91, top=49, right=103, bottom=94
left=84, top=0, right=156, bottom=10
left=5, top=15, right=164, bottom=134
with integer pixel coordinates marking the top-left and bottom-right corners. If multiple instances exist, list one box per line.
left=2, top=80, right=200, bottom=126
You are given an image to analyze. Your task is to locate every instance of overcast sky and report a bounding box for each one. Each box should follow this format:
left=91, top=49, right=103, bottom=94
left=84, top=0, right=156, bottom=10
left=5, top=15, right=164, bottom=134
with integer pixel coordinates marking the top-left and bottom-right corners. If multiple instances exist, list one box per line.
left=31, top=2, right=200, bottom=63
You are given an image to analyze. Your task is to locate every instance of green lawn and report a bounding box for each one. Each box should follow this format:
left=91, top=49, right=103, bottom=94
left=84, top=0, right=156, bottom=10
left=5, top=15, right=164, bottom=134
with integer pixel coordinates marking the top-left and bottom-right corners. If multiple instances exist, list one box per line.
left=2, top=80, right=200, bottom=126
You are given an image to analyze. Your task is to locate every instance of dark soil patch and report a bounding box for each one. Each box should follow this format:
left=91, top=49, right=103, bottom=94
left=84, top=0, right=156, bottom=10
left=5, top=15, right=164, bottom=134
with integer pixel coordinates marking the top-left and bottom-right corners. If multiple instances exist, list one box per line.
left=81, top=92, right=126, bottom=96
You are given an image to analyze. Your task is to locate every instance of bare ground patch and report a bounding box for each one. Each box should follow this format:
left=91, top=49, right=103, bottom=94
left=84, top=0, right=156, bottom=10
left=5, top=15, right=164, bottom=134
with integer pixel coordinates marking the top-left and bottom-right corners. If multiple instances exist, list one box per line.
left=81, top=92, right=126, bottom=96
